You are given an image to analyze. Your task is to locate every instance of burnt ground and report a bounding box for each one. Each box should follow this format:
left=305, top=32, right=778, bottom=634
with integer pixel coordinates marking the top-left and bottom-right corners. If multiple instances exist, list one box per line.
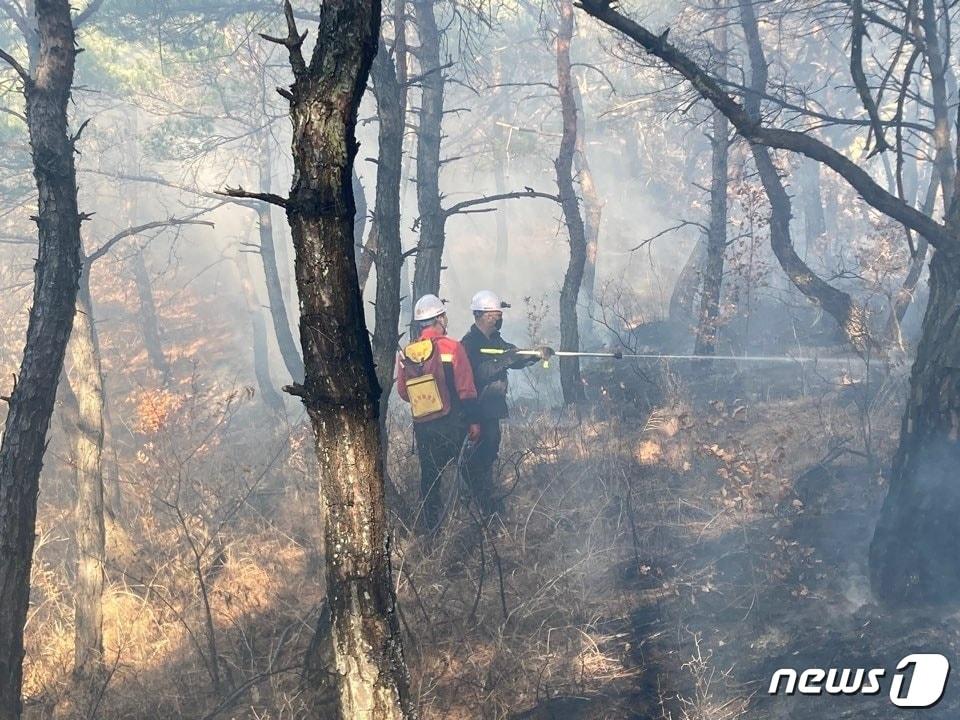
left=495, top=358, right=960, bottom=720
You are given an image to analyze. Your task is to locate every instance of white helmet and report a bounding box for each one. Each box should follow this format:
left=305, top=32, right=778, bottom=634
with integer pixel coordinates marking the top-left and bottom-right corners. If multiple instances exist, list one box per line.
left=414, top=294, right=446, bottom=321
left=470, top=290, right=509, bottom=312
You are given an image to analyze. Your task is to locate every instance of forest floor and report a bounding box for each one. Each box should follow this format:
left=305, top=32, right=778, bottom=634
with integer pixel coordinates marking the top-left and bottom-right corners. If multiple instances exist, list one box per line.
left=19, top=350, right=960, bottom=719
left=393, top=359, right=960, bottom=720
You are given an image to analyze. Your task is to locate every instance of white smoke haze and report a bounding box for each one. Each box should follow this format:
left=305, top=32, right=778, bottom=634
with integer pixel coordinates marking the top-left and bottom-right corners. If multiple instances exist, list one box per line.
left=0, top=0, right=955, bottom=718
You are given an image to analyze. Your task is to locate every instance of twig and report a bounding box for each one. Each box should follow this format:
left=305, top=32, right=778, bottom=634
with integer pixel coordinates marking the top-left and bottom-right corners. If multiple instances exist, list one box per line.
left=219, top=186, right=289, bottom=209
left=0, top=46, right=29, bottom=83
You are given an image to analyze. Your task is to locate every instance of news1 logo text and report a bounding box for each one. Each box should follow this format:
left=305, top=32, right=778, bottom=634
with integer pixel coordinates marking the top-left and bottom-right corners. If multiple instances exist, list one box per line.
left=768, top=653, right=950, bottom=708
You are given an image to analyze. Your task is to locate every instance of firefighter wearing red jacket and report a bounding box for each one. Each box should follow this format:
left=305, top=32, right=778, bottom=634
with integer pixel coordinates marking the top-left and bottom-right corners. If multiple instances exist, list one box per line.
left=397, top=294, right=480, bottom=533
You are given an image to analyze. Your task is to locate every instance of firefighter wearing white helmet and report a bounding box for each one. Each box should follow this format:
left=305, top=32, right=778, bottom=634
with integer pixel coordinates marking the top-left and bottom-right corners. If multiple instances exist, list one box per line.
left=461, top=290, right=553, bottom=519
left=470, top=289, right=507, bottom=313
left=397, top=294, right=480, bottom=534
left=413, top=293, right=446, bottom=321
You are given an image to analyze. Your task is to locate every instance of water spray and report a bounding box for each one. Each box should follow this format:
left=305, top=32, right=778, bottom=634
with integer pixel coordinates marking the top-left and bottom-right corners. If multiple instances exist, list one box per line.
left=480, top=347, right=863, bottom=366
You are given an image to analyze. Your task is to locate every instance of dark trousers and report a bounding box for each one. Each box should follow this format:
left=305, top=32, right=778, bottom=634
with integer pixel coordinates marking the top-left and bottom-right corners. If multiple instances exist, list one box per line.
left=414, top=418, right=465, bottom=532
left=464, top=418, right=503, bottom=518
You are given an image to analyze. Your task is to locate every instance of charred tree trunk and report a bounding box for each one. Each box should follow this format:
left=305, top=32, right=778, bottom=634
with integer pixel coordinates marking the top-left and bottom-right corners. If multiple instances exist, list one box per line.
left=238, top=3, right=413, bottom=716
left=870, top=249, right=960, bottom=602
left=0, top=3, right=83, bottom=717
left=410, top=0, right=446, bottom=309
left=693, top=20, right=728, bottom=358
left=66, top=265, right=106, bottom=685
left=257, top=129, right=304, bottom=383
left=371, top=34, right=405, bottom=425
left=555, top=0, right=586, bottom=404
left=572, top=81, right=602, bottom=344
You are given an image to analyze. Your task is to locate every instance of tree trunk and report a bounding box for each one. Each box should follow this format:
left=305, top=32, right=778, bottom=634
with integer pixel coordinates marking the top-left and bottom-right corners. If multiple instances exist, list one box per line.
left=870, top=249, right=960, bottom=603
left=263, top=2, right=414, bottom=717
left=410, top=0, right=446, bottom=310
left=371, top=34, right=405, bottom=427
left=555, top=0, right=586, bottom=404
left=354, top=169, right=368, bottom=262
left=66, top=266, right=106, bottom=685
left=693, top=19, right=728, bottom=358
left=669, top=237, right=708, bottom=325
left=257, top=129, right=304, bottom=383
left=130, top=250, right=171, bottom=383
left=573, top=81, right=602, bottom=345
left=123, top=121, right=171, bottom=384
left=236, top=251, right=286, bottom=415
left=0, top=3, right=83, bottom=717
left=739, top=0, right=867, bottom=351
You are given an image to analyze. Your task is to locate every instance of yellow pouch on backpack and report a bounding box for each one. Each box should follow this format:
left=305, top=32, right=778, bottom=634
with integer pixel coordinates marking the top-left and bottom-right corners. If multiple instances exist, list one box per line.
left=406, top=374, right=444, bottom=418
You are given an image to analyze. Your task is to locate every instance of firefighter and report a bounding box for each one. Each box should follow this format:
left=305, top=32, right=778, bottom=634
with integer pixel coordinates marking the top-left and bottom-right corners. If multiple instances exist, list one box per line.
left=397, top=294, right=481, bottom=534
left=461, top=290, right=552, bottom=518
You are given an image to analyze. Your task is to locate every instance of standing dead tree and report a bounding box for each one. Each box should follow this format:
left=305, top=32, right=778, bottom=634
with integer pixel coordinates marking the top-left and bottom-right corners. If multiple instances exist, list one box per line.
left=226, top=1, right=415, bottom=717
left=578, top=0, right=960, bottom=604
left=0, top=2, right=84, bottom=717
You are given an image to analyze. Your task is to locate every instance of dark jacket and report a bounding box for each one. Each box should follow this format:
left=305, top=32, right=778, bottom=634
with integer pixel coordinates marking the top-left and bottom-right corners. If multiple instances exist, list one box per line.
left=461, top=324, right=530, bottom=420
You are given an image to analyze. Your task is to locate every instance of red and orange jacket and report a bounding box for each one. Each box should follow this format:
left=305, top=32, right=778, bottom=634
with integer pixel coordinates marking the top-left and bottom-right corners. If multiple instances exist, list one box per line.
left=397, top=326, right=478, bottom=423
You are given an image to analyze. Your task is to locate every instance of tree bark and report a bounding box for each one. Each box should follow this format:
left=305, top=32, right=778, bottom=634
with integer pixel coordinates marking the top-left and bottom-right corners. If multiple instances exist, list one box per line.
left=410, top=0, right=446, bottom=310
left=66, top=265, right=106, bottom=685
left=0, top=2, right=83, bottom=717
left=258, top=2, right=414, bottom=717
left=257, top=129, right=304, bottom=383
left=354, top=169, right=368, bottom=263
left=670, top=237, right=708, bottom=325
left=555, top=0, right=587, bottom=404
left=370, top=34, right=405, bottom=427
left=693, top=18, right=728, bottom=358
left=573, top=81, right=602, bottom=344
left=870, top=249, right=960, bottom=603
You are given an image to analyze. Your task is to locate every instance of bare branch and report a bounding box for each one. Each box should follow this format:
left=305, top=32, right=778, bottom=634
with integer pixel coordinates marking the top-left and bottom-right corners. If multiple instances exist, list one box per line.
left=0, top=47, right=29, bottom=83
left=850, top=0, right=890, bottom=156
left=631, top=220, right=707, bottom=251
left=575, top=0, right=953, bottom=250
left=87, top=217, right=215, bottom=264
left=74, top=0, right=105, bottom=26
left=260, top=0, right=308, bottom=83
left=219, top=186, right=289, bottom=209
left=443, top=189, right=561, bottom=217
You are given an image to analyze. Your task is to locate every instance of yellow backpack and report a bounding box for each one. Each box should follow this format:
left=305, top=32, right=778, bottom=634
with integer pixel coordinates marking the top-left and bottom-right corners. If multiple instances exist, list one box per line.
left=401, top=339, right=452, bottom=422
